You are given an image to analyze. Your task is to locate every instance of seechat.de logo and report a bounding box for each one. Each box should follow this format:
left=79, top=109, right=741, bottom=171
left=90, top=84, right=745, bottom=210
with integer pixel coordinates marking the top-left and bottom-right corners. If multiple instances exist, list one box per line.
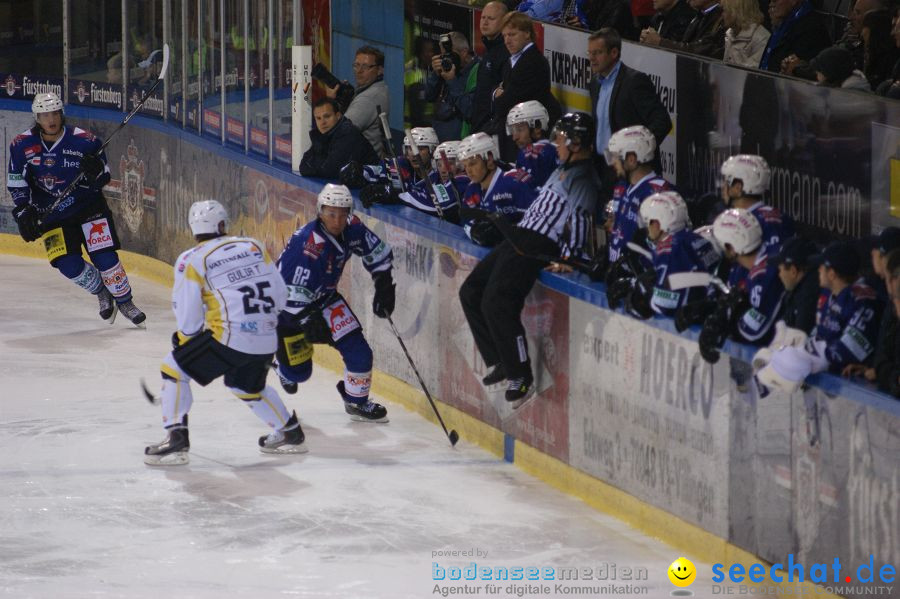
left=712, top=555, right=895, bottom=585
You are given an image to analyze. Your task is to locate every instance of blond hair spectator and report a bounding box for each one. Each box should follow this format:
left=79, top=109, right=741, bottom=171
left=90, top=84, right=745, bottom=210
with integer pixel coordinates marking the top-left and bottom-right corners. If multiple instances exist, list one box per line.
left=722, top=0, right=770, bottom=67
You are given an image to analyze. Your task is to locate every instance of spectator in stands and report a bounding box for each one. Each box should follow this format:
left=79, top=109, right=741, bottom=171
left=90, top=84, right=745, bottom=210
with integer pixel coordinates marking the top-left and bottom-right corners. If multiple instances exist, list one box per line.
left=589, top=28, right=672, bottom=195
left=643, top=0, right=697, bottom=43
left=722, top=0, right=771, bottom=67
left=326, top=46, right=389, bottom=157
left=862, top=9, right=900, bottom=91
left=781, top=0, right=888, bottom=81
left=641, top=0, right=726, bottom=59
left=405, top=36, right=437, bottom=128
left=299, top=98, right=379, bottom=180
left=758, top=0, right=831, bottom=72
left=488, top=12, right=562, bottom=161
left=515, top=0, right=591, bottom=28
left=426, top=31, right=481, bottom=141
left=876, top=6, right=900, bottom=99
left=809, top=46, right=871, bottom=90
left=774, top=236, right=819, bottom=334
left=811, top=241, right=883, bottom=374
left=472, top=2, right=511, bottom=134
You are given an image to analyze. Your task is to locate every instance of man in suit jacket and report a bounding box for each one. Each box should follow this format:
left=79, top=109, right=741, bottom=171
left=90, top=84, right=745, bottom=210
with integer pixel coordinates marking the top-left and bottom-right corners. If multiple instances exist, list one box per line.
left=488, top=11, right=562, bottom=161
left=641, top=0, right=725, bottom=59
left=758, top=0, right=831, bottom=72
left=588, top=28, right=672, bottom=196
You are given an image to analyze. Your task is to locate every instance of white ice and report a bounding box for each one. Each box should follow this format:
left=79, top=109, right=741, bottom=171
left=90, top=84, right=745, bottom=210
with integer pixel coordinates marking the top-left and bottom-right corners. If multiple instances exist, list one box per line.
left=0, top=254, right=722, bottom=598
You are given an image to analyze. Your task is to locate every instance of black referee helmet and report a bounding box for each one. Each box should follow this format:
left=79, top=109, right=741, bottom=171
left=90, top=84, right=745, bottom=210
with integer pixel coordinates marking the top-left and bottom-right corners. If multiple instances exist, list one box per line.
left=551, top=111, right=595, bottom=149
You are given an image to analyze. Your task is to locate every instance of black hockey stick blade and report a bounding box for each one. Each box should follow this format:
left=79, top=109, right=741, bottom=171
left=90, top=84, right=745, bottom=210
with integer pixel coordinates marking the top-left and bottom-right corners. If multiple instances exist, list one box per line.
left=140, top=379, right=159, bottom=405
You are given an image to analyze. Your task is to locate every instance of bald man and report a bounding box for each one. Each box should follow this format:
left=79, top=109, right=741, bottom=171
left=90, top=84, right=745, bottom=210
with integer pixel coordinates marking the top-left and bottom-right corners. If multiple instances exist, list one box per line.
left=471, top=1, right=511, bottom=133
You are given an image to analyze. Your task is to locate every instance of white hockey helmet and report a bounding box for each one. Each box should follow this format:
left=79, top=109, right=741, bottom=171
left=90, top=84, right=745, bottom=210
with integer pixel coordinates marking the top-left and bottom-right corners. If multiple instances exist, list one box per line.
left=403, top=127, right=439, bottom=152
left=457, top=132, right=498, bottom=163
left=712, top=208, right=763, bottom=255
left=317, top=183, right=354, bottom=214
left=505, top=100, right=550, bottom=135
left=694, top=224, right=723, bottom=259
left=32, top=92, right=64, bottom=119
left=604, top=125, right=656, bottom=165
left=432, top=140, right=461, bottom=170
left=189, top=200, right=228, bottom=235
left=639, top=191, right=690, bottom=235
left=721, top=154, right=770, bottom=196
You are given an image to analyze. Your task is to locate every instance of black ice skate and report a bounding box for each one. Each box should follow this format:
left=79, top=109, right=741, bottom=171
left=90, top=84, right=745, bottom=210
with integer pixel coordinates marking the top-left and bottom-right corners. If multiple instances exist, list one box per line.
left=481, top=365, right=506, bottom=386
left=259, top=411, right=307, bottom=454
left=97, top=287, right=117, bottom=324
left=273, top=363, right=298, bottom=394
left=144, top=424, right=190, bottom=466
left=118, top=300, right=147, bottom=328
left=338, top=381, right=388, bottom=423
left=505, top=374, right=534, bottom=404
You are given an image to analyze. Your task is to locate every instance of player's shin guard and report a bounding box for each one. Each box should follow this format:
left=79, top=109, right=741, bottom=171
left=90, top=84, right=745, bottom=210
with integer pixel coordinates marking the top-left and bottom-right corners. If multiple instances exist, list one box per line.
left=231, top=385, right=292, bottom=430
left=159, top=353, right=194, bottom=427
left=70, top=261, right=104, bottom=294
left=100, top=261, right=132, bottom=301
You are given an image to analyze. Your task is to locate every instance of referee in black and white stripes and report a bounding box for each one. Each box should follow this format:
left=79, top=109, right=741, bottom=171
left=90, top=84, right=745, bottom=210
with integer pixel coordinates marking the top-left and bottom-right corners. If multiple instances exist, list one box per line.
left=459, top=112, right=601, bottom=403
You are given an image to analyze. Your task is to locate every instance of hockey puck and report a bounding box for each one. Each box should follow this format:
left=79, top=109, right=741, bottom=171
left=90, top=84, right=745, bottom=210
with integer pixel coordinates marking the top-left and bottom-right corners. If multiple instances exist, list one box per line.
left=448, top=430, right=459, bottom=446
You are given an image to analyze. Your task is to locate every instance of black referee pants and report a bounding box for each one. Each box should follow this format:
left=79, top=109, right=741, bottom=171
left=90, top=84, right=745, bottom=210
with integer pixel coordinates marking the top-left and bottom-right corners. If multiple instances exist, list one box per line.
left=458, top=229, right=559, bottom=381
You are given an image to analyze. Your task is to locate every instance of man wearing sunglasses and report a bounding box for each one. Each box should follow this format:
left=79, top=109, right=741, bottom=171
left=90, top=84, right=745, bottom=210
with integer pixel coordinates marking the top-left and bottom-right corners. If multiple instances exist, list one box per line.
left=326, top=46, right=390, bottom=157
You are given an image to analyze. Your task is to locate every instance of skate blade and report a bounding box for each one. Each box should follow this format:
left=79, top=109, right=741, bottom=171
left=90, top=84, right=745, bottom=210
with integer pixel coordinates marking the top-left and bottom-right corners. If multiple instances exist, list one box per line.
left=143, top=451, right=189, bottom=466
left=132, top=321, right=147, bottom=330
left=348, top=414, right=390, bottom=423
left=102, top=304, right=118, bottom=325
left=260, top=443, right=309, bottom=454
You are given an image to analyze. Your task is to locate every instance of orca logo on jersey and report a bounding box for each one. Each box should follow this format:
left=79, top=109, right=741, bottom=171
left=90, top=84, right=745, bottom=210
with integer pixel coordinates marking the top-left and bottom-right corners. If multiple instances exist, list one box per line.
left=82, top=218, right=114, bottom=252
left=75, top=81, right=88, bottom=103
left=39, top=174, right=57, bottom=190
left=4, top=75, right=17, bottom=97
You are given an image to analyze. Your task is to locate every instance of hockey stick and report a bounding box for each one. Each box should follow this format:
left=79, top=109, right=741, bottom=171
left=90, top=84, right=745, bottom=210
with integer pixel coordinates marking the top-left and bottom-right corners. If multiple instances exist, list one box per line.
left=377, top=107, right=411, bottom=193
left=668, top=271, right=731, bottom=294
left=38, top=43, right=170, bottom=222
left=386, top=315, right=459, bottom=447
left=403, top=127, right=447, bottom=220
left=438, top=149, right=463, bottom=210
left=140, top=379, right=159, bottom=405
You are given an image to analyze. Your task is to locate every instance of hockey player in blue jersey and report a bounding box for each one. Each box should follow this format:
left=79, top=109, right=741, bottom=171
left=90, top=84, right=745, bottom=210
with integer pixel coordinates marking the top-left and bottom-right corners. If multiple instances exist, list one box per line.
left=457, top=132, right=536, bottom=246
left=506, top=100, right=557, bottom=189
left=704, top=208, right=786, bottom=354
left=604, top=125, right=672, bottom=264
left=274, top=184, right=395, bottom=422
left=810, top=241, right=883, bottom=373
left=720, top=154, right=793, bottom=257
left=7, top=92, right=146, bottom=326
left=625, top=192, right=719, bottom=319
left=358, top=128, right=465, bottom=221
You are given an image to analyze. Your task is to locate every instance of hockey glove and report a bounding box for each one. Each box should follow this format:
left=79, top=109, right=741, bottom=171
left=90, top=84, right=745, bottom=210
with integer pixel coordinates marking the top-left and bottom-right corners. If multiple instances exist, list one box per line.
left=698, top=310, right=730, bottom=364
left=607, top=276, right=634, bottom=310
left=11, top=203, right=41, bottom=242
left=674, top=299, right=717, bottom=332
left=372, top=271, right=396, bottom=319
left=339, top=160, right=367, bottom=189
left=468, top=218, right=504, bottom=247
left=360, top=183, right=398, bottom=209
left=300, top=311, right=333, bottom=344
left=79, top=153, right=105, bottom=187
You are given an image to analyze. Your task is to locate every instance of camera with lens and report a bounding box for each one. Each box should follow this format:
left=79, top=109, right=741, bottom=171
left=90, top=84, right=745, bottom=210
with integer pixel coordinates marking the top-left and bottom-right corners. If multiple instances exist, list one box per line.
left=438, top=34, right=461, bottom=73
left=311, top=62, right=355, bottom=112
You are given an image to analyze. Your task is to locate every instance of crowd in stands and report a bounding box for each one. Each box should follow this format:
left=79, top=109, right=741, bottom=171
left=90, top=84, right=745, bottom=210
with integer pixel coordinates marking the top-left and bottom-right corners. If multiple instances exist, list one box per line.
left=297, top=4, right=899, bottom=400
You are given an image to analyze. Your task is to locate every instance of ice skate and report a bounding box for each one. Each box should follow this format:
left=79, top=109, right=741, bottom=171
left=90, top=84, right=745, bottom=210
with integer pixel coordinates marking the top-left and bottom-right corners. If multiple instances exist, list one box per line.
left=118, top=299, right=147, bottom=328
left=338, top=381, right=388, bottom=423
left=505, top=374, right=535, bottom=405
left=96, top=287, right=117, bottom=324
left=144, top=425, right=190, bottom=466
left=481, top=365, right=506, bottom=386
left=272, top=363, right=297, bottom=394
left=259, top=411, right=308, bottom=454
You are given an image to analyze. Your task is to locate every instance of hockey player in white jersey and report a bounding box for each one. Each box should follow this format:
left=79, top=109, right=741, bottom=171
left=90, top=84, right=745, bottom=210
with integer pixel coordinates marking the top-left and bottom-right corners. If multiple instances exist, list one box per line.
left=144, top=200, right=303, bottom=465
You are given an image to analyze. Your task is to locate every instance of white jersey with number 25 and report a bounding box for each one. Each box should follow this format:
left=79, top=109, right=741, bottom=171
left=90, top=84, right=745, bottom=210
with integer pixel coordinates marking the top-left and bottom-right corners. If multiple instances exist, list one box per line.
left=173, top=236, right=288, bottom=355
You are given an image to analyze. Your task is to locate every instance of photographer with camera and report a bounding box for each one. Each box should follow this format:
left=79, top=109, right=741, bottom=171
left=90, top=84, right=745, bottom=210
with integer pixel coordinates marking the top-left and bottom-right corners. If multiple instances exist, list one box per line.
left=426, top=32, right=481, bottom=142
left=324, top=46, right=390, bottom=157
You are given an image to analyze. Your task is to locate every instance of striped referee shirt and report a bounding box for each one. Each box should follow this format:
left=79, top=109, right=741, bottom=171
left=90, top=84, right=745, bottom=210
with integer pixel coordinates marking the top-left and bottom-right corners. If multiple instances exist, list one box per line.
left=517, top=159, right=600, bottom=256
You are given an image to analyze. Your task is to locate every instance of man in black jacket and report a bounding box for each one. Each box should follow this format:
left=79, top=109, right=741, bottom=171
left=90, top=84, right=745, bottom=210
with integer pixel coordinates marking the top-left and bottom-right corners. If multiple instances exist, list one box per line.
left=775, top=236, right=819, bottom=334
left=641, top=0, right=725, bottom=59
left=588, top=28, right=672, bottom=196
left=642, top=0, right=698, bottom=44
left=472, top=1, right=510, bottom=134
left=488, top=11, right=562, bottom=161
left=299, top=98, right=379, bottom=180
left=758, top=0, right=831, bottom=72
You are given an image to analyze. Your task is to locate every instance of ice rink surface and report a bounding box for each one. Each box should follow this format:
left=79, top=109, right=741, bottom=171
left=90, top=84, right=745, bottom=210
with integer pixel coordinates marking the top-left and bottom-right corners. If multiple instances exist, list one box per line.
left=0, top=255, right=721, bottom=598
